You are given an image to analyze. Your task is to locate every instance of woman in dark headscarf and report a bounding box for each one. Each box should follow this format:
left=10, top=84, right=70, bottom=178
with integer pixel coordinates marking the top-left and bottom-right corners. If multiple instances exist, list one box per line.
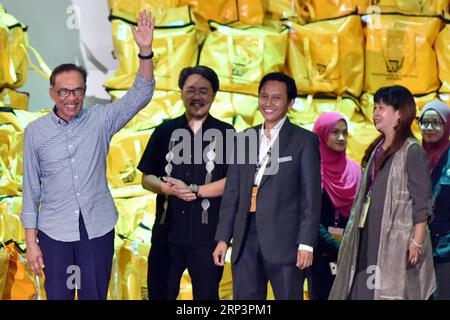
left=419, top=100, right=450, bottom=300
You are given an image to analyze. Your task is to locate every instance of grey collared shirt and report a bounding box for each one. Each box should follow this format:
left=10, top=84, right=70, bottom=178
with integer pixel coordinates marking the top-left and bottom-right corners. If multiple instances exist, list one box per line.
left=21, top=74, right=155, bottom=241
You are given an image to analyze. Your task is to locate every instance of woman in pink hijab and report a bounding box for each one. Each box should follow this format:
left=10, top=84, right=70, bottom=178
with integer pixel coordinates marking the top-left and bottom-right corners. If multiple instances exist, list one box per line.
left=419, top=100, right=450, bottom=300
left=308, top=112, right=362, bottom=300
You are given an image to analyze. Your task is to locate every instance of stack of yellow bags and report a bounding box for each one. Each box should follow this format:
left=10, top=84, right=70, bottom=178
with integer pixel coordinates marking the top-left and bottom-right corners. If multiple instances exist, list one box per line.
left=1, top=0, right=450, bottom=300
left=102, top=0, right=450, bottom=300
left=0, top=107, right=50, bottom=300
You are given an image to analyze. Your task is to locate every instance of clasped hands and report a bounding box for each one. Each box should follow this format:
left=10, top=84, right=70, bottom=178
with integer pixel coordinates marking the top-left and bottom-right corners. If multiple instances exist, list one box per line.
left=160, top=176, right=197, bottom=202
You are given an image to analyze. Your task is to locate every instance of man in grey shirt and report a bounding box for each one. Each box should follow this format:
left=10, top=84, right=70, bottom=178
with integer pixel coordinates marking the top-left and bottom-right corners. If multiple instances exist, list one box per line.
left=21, top=11, right=155, bottom=300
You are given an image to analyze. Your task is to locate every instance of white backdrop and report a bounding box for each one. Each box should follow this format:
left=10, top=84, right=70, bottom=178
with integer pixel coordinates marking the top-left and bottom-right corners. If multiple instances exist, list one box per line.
left=2, top=0, right=119, bottom=110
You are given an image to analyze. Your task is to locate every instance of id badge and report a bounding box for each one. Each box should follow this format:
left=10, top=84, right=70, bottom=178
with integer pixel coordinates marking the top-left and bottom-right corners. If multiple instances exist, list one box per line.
left=328, top=226, right=344, bottom=242
left=358, top=194, right=371, bottom=229
left=250, top=186, right=258, bottom=213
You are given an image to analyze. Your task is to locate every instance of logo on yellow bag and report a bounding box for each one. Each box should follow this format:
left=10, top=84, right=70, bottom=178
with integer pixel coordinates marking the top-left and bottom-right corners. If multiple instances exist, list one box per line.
left=120, top=162, right=137, bottom=184
left=232, top=55, right=252, bottom=77
left=317, top=63, right=327, bottom=75
left=385, top=58, right=404, bottom=73
left=232, top=63, right=246, bottom=77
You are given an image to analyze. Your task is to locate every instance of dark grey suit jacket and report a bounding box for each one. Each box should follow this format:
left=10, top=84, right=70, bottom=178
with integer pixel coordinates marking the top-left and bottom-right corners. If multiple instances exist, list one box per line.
left=215, top=118, right=322, bottom=265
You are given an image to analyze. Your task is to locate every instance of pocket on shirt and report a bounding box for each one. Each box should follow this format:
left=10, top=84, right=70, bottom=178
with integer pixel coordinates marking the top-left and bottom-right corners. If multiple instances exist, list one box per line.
left=40, top=158, right=64, bottom=177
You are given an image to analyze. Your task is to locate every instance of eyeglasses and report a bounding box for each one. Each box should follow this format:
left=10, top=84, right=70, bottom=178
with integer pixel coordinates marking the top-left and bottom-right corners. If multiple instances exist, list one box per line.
left=419, top=119, right=444, bottom=129
left=184, top=88, right=212, bottom=98
left=57, top=87, right=86, bottom=97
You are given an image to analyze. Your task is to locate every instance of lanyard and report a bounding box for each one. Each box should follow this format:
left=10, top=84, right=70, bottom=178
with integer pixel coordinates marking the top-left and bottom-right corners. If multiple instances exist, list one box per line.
left=254, top=133, right=277, bottom=183
left=254, top=147, right=272, bottom=179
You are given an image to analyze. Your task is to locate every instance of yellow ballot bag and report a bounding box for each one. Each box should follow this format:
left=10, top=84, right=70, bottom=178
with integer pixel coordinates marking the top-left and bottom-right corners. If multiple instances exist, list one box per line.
left=286, top=15, right=364, bottom=96
left=363, top=13, right=442, bottom=95
left=199, top=22, right=289, bottom=95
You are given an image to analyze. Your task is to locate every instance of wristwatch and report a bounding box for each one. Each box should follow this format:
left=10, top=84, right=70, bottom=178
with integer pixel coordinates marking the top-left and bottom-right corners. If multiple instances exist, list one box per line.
left=138, top=51, right=154, bottom=60
left=189, top=184, right=199, bottom=194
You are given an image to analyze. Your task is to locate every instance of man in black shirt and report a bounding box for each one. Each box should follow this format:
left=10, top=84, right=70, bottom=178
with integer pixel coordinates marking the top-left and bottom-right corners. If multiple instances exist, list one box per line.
left=138, top=65, right=234, bottom=300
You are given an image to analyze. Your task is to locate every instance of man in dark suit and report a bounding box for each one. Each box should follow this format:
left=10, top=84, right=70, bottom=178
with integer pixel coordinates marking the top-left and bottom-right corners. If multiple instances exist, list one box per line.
left=213, top=72, right=321, bottom=300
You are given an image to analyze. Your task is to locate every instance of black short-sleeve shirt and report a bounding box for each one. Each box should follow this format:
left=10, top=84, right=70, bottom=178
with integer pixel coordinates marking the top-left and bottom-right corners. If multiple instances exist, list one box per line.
left=138, top=113, right=235, bottom=245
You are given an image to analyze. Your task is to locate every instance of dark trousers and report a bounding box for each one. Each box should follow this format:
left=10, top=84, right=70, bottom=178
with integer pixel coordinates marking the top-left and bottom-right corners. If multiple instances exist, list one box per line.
left=434, top=260, right=450, bottom=300
left=167, top=243, right=224, bottom=300
left=37, top=214, right=114, bottom=300
left=232, top=213, right=305, bottom=300
left=307, top=255, right=335, bottom=300
left=147, top=240, right=171, bottom=300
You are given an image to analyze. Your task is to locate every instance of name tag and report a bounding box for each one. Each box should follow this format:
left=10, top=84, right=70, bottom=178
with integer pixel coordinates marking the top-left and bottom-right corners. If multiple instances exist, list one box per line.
left=328, top=226, right=344, bottom=242
left=250, top=186, right=258, bottom=213
left=358, top=194, right=371, bottom=229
